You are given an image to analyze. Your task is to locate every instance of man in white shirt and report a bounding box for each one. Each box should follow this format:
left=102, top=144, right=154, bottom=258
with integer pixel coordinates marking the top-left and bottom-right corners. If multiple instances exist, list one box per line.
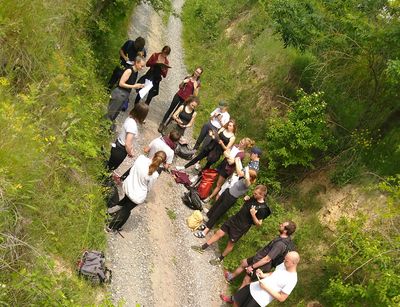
left=220, top=251, right=300, bottom=307
left=193, top=100, right=230, bottom=150
left=144, top=130, right=181, bottom=169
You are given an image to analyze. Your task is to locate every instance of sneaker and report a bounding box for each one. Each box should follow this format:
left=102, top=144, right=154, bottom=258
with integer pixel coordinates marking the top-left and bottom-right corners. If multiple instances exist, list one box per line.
left=198, top=223, right=206, bottom=231
left=194, top=162, right=201, bottom=170
left=224, top=271, right=233, bottom=283
left=202, top=207, right=209, bottom=214
left=203, top=197, right=210, bottom=203
left=175, top=165, right=185, bottom=171
left=105, top=226, right=117, bottom=234
left=220, top=294, right=233, bottom=304
left=190, top=175, right=199, bottom=184
left=209, top=257, right=223, bottom=266
left=107, top=205, right=122, bottom=214
left=191, top=245, right=204, bottom=254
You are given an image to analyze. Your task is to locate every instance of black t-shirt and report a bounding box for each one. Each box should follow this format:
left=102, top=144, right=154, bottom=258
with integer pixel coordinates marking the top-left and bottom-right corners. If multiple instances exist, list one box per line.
left=228, top=197, right=271, bottom=233
left=120, top=40, right=147, bottom=65
left=118, top=67, right=138, bottom=92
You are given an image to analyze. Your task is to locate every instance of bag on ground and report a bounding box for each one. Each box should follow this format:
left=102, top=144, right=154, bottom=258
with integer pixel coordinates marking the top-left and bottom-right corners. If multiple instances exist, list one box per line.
left=175, top=143, right=196, bottom=160
left=182, top=187, right=203, bottom=210
left=197, top=169, right=219, bottom=199
left=186, top=210, right=203, bottom=231
left=77, top=250, right=112, bottom=284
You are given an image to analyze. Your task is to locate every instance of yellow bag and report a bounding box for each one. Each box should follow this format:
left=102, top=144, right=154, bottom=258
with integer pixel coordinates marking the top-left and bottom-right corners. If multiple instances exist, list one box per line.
left=186, top=210, right=203, bottom=231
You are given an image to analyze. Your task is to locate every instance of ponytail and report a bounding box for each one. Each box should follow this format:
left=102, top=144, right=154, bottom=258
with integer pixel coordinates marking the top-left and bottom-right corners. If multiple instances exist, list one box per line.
left=148, top=151, right=167, bottom=175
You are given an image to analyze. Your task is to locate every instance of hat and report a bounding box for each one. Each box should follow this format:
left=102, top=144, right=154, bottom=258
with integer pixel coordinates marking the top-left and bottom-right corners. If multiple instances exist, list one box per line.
left=251, top=146, right=262, bottom=157
left=218, top=100, right=228, bottom=107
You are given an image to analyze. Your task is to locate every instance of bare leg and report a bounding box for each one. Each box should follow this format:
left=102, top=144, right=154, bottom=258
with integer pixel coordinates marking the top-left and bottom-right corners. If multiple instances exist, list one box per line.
left=240, top=274, right=252, bottom=289
left=231, top=258, right=249, bottom=279
left=206, top=229, right=226, bottom=246
left=221, top=240, right=235, bottom=257
left=208, top=175, right=226, bottom=200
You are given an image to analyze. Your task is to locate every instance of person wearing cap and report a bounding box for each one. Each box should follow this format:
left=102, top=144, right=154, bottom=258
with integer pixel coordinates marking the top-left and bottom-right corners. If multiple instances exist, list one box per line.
left=192, top=100, right=230, bottom=151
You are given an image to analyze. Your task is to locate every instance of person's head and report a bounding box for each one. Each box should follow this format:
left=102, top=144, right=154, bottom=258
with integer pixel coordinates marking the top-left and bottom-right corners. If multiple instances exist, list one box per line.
left=223, top=120, right=237, bottom=134
left=253, top=184, right=267, bottom=200
left=249, top=169, right=257, bottom=184
left=250, top=146, right=262, bottom=160
left=148, top=151, right=167, bottom=175
left=239, top=137, right=255, bottom=150
left=284, top=251, right=300, bottom=269
left=279, top=220, right=297, bottom=236
left=134, top=37, right=146, bottom=50
left=185, top=95, right=200, bottom=109
left=218, top=100, right=229, bottom=113
left=192, top=66, right=203, bottom=80
left=134, top=56, right=146, bottom=71
left=129, top=102, right=149, bottom=124
left=169, top=130, right=181, bottom=143
left=161, top=45, right=171, bottom=56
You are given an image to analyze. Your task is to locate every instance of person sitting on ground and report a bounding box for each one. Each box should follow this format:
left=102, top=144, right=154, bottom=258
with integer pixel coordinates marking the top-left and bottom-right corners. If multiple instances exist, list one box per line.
left=204, top=137, right=255, bottom=203
left=133, top=45, right=171, bottom=106
left=220, top=251, right=300, bottom=306
left=194, top=164, right=257, bottom=238
left=107, top=151, right=167, bottom=232
left=224, top=221, right=297, bottom=289
left=176, top=120, right=236, bottom=171
left=107, top=102, right=149, bottom=171
left=144, top=130, right=181, bottom=170
left=106, top=56, right=146, bottom=122
left=193, top=100, right=230, bottom=150
left=218, top=146, right=262, bottom=199
left=163, top=95, right=199, bottom=136
left=108, top=36, right=147, bottom=89
left=158, top=67, right=203, bottom=133
left=191, top=183, right=270, bottom=266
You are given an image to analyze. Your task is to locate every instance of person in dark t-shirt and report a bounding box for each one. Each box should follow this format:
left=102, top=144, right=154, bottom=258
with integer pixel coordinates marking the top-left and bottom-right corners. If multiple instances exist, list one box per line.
left=224, top=220, right=297, bottom=289
left=191, top=185, right=271, bottom=265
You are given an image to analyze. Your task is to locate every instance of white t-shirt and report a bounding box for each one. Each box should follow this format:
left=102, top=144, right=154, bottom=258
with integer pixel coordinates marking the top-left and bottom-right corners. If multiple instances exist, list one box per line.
left=249, top=263, right=298, bottom=307
left=210, top=107, right=230, bottom=129
left=123, top=155, right=160, bottom=204
left=148, top=137, right=174, bottom=164
left=118, top=117, right=138, bottom=146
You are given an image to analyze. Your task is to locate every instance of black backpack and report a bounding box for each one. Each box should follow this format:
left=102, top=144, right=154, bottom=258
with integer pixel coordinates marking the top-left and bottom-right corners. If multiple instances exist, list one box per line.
left=175, top=143, right=196, bottom=160
left=77, top=250, right=112, bottom=284
left=182, top=187, right=203, bottom=210
left=271, top=237, right=296, bottom=268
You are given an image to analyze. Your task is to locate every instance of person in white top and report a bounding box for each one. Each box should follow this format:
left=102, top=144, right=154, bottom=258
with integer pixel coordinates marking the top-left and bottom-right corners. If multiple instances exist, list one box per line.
left=107, top=151, right=166, bottom=232
left=107, top=103, right=148, bottom=171
left=193, top=100, right=230, bottom=150
left=144, top=130, right=181, bottom=169
left=220, top=251, right=300, bottom=307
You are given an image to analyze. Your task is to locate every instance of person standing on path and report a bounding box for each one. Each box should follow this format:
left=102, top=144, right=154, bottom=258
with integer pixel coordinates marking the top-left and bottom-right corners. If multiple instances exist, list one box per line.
left=158, top=66, right=203, bottom=133
left=164, top=95, right=199, bottom=137
left=133, top=45, right=171, bottom=106
left=107, top=56, right=146, bottom=122
left=224, top=221, right=297, bottom=289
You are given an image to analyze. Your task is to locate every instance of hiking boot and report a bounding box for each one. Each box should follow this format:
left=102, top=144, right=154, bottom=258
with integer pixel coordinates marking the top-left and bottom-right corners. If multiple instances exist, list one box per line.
left=191, top=245, right=204, bottom=254
left=220, top=294, right=233, bottom=304
left=210, top=257, right=223, bottom=266
left=157, top=123, right=164, bottom=133
left=224, top=271, right=233, bottom=283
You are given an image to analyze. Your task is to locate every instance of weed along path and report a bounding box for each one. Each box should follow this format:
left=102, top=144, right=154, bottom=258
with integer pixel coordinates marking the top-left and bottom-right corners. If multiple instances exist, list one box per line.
left=107, top=1, right=226, bottom=306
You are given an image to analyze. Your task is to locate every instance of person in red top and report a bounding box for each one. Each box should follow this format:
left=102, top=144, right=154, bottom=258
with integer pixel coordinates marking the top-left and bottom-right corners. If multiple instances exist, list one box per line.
left=158, top=66, right=203, bottom=133
left=134, top=46, right=171, bottom=106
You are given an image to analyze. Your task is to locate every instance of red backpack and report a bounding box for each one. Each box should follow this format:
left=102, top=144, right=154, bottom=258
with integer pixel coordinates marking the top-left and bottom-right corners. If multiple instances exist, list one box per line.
left=197, top=169, right=219, bottom=199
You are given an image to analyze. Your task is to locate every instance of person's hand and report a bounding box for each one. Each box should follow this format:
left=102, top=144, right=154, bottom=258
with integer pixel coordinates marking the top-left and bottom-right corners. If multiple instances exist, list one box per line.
left=250, top=206, right=257, bottom=215
left=218, top=140, right=224, bottom=145
left=208, top=130, right=215, bottom=138
left=244, top=195, right=250, bottom=201
left=137, top=51, right=144, bottom=57
left=245, top=266, right=254, bottom=274
left=256, top=269, right=263, bottom=278
left=183, top=78, right=190, bottom=83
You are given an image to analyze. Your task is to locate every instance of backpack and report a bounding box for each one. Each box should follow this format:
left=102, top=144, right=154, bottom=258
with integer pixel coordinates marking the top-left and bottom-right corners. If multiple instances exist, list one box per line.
left=77, top=250, right=112, bottom=284
left=182, top=187, right=203, bottom=210
left=175, top=143, right=196, bottom=160
left=197, top=169, right=219, bottom=199
left=186, top=210, right=203, bottom=231
left=271, top=237, right=296, bottom=268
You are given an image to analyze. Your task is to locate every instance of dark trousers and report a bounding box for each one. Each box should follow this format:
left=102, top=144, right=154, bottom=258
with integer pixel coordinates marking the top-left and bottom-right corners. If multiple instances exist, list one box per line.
left=161, top=93, right=184, bottom=125
left=107, top=141, right=127, bottom=171
left=205, top=189, right=237, bottom=229
left=233, top=285, right=260, bottom=307
left=108, top=195, right=138, bottom=230
left=184, top=149, right=214, bottom=170
left=134, top=89, right=157, bottom=105
left=107, top=87, right=130, bottom=121
left=194, top=122, right=217, bottom=150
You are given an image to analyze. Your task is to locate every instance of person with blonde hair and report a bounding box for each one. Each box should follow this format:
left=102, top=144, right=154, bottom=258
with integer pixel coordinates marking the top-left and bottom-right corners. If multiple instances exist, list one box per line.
left=107, top=151, right=166, bottom=232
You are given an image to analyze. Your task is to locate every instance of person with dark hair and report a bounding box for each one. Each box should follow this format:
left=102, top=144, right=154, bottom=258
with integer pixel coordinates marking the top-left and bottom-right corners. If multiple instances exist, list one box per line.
left=106, top=151, right=166, bottom=232
left=108, top=37, right=147, bottom=89
left=107, top=56, right=146, bottom=122
left=164, top=95, right=199, bottom=136
left=191, top=183, right=270, bottom=265
left=134, top=45, right=171, bottom=106
left=224, top=221, right=297, bottom=289
left=107, top=102, right=149, bottom=171
left=220, top=251, right=300, bottom=306
left=144, top=130, right=181, bottom=169
left=158, top=66, right=203, bottom=133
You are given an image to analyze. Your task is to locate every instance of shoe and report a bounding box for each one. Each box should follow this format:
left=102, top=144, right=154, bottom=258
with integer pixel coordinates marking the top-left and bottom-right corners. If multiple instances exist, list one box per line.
left=202, top=207, right=209, bottom=214
left=105, top=226, right=117, bottom=234
left=224, top=271, right=233, bottom=283
left=193, top=231, right=205, bottom=238
left=191, top=245, right=204, bottom=254
left=107, top=205, right=122, bottom=214
left=210, top=257, right=223, bottom=266
left=195, top=162, right=201, bottom=170
left=203, top=197, right=210, bottom=203
left=175, top=165, right=185, bottom=171
left=220, top=294, right=233, bottom=304
left=198, top=224, right=206, bottom=231
left=190, top=175, right=199, bottom=184
left=157, top=123, right=164, bottom=133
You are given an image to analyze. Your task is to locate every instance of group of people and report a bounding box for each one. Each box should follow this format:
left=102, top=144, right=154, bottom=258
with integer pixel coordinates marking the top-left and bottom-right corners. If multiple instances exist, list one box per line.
left=104, top=36, right=300, bottom=307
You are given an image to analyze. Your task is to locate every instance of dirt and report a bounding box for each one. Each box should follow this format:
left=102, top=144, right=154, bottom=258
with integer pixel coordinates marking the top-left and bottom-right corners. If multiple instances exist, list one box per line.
left=107, top=1, right=227, bottom=306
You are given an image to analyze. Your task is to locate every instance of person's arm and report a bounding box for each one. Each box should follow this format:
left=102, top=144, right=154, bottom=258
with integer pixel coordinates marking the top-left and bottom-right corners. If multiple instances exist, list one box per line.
left=179, top=77, right=190, bottom=89
left=258, top=283, right=290, bottom=303
left=118, top=69, right=145, bottom=89
left=161, top=58, right=169, bottom=78
left=125, top=133, right=135, bottom=157
left=250, top=206, right=263, bottom=227
left=119, top=48, right=129, bottom=62
left=244, top=167, right=251, bottom=186
left=143, top=146, right=150, bottom=154
left=235, top=158, right=244, bottom=174
left=193, top=80, right=200, bottom=96
left=184, top=111, right=197, bottom=128
left=172, top=106, right=185, bottom=126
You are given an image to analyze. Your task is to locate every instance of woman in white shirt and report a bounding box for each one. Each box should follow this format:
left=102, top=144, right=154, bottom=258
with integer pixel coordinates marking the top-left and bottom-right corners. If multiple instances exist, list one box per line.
left=107, top=103, right=148, bottom=171
left=107, top=151, right=167, bottom=231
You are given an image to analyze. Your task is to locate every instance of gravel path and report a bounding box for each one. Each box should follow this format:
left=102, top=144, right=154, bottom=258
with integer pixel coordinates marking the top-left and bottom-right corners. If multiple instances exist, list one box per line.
left=107, top=1, right=227, bottom=306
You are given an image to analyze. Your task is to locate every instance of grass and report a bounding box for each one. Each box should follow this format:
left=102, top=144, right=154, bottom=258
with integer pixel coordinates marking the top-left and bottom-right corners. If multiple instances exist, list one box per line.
left=166, top=207, right=177, bottom=220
